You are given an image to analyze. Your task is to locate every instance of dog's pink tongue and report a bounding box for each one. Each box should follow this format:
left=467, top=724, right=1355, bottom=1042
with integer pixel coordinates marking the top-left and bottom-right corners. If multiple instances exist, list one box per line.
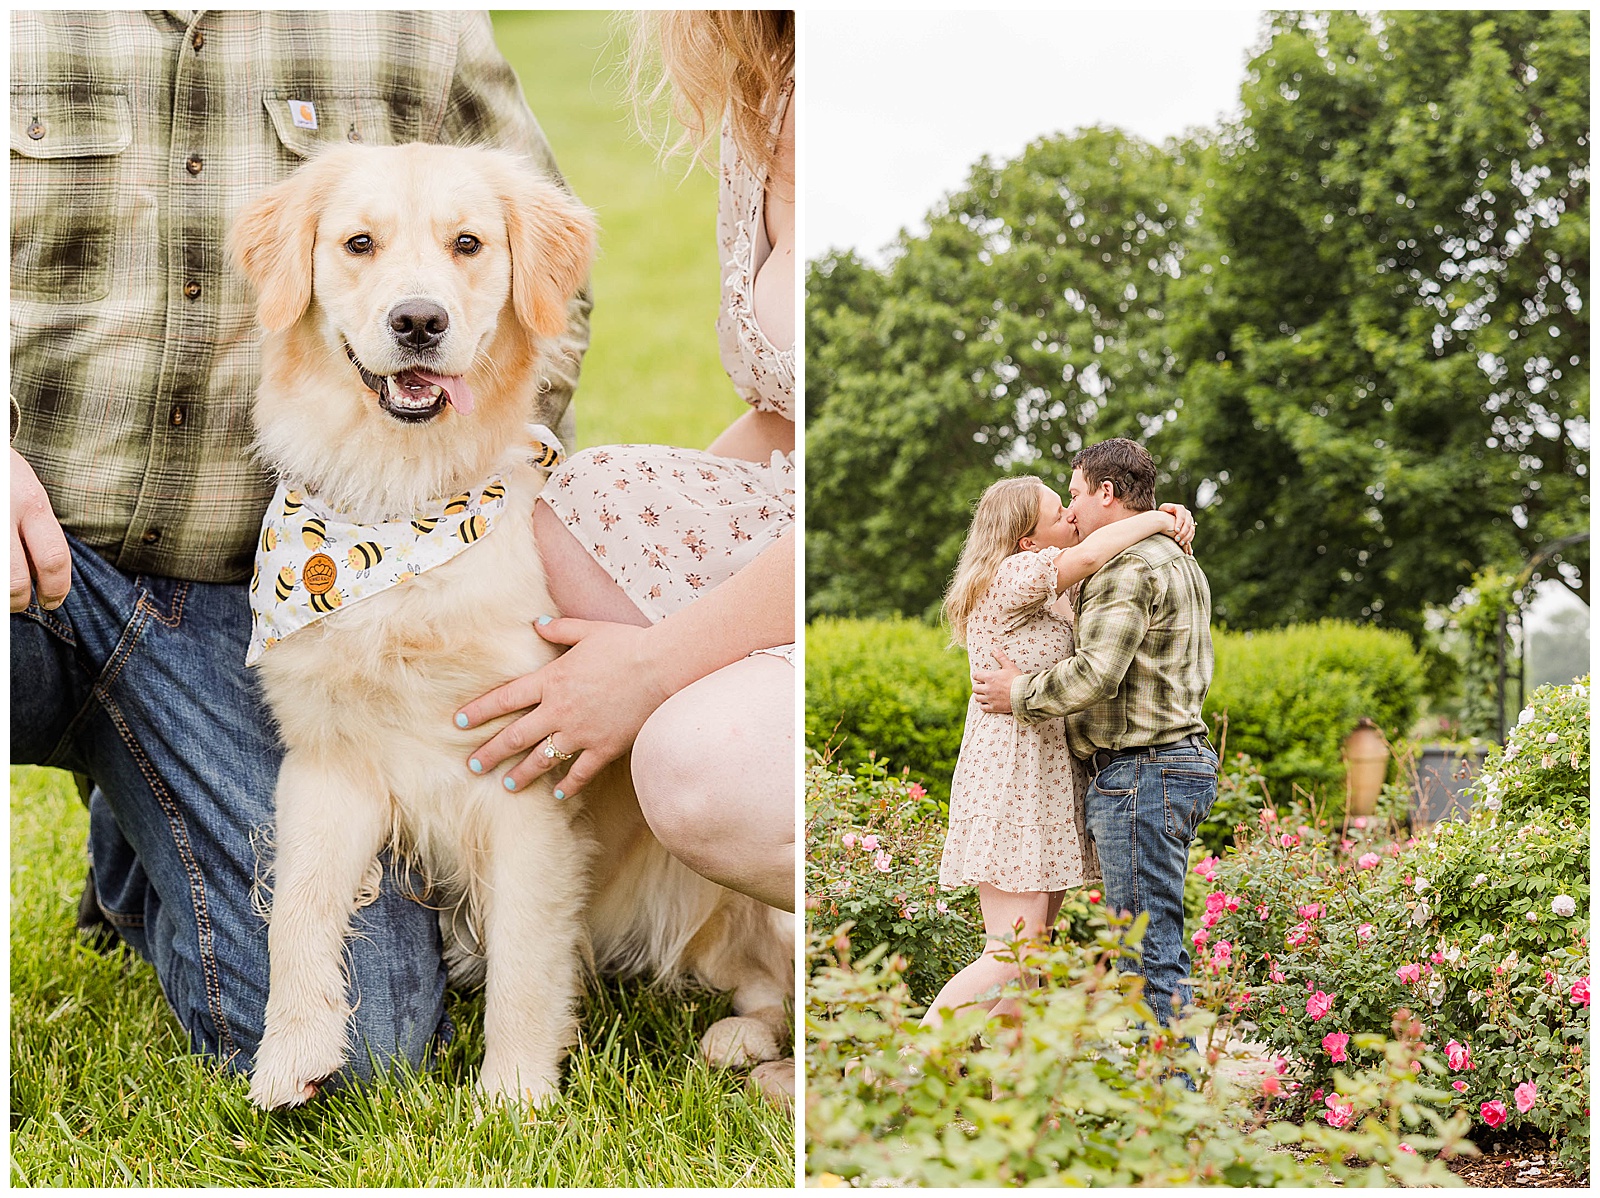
left=406, top=368, right=474, bottom=414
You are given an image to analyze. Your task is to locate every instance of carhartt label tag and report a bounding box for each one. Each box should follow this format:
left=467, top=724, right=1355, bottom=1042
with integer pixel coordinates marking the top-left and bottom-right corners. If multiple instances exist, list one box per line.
left=289, top=100, right=318, bottom=130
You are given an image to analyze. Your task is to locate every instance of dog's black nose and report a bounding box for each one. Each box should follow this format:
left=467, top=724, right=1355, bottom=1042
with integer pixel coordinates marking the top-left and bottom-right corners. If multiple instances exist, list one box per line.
left=388, top=301, right=450, bottom=350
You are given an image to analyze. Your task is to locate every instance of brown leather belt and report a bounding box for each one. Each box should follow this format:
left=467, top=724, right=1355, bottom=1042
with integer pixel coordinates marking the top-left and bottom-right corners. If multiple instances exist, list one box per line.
left=1090, top=732, right=1210, bottom=776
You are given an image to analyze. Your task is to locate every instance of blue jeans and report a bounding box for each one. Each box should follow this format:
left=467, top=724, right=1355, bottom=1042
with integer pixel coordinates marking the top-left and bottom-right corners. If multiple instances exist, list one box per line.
left=11, top=534, right=448, bottom=1080
left=1084, top=737, right=1218, bottom=1025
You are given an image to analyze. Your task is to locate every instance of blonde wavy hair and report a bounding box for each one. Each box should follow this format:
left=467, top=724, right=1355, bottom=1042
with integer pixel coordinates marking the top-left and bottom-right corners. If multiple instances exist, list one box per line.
left=942, top=478, right=1048, bottom=648
left=627, top=10, right=795, bottom=182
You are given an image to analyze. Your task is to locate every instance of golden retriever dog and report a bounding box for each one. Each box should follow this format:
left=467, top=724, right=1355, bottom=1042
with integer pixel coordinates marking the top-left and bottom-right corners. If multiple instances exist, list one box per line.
left=227, top=142, right=793, bottom=1111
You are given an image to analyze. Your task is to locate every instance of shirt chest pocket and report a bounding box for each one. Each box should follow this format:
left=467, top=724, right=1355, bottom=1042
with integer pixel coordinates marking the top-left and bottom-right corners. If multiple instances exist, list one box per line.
left=261, top=91, right=428, bottom=161
left=10, top=88, right=134, bottom=303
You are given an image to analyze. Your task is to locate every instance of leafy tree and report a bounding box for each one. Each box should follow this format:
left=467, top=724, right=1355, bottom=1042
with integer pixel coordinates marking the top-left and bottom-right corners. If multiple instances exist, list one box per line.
left=805, top=10, right=1590, bottom=638
left=1168, top=9, right=1589, bottom=633
left=806, top=128, right=1198, bottom=620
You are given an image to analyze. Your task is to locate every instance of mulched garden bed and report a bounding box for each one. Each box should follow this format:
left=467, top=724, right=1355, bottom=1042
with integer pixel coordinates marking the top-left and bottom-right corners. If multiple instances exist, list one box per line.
left=1444, top=1130, right=1583, bottom=1188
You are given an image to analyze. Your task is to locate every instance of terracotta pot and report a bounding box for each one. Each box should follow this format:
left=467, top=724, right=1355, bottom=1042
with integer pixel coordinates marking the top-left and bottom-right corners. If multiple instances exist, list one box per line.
left=1343, top=718, right=1389, bottom=816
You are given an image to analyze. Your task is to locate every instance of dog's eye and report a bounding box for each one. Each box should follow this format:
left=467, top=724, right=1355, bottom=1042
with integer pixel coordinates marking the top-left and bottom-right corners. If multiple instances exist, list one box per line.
left=455, top=234, right=482, bottom=256
left=345, top=234, right=374, bottom=255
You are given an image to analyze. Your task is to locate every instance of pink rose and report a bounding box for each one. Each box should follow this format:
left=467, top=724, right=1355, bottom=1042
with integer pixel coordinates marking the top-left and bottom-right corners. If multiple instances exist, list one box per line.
left=1306, top=990, right=1335, bottom=1021
left=1212, top=940, right=1234, bottom=966
left=1452, top=1080, right=1467, bottom=1093
left=1430, top=952, right=1445, bottom=966
left=1515, top=1081, right=1538, bottom=1113
left=1204, top=891, right=1227, bottom=915
left=1225, top=894, right=1240, bottom=913
left=1352, top=815, right=1367, bottom=829
left=1270, top=969, right=1286, bottom=983
left=1396, top=963, right=1422, bottom=984
left=907, top=782, right=926, bottom=800
left=861, top=834, right=879, bottom=852
left=1340, top=838, right=1354, bottom=851
left=872, top=849, right=892, bottom=873
left=1286, top=921, right=1311, bottom=947
left=935, top=900, right=948, bottom=914
left=1480, top=1100, right=1508, bottom=1128
left=1261, top=808, right=1277, bottom=823
left=1299, top=825, right=1314, bottom=838
left=1445, top=1040, right=1471, bottom=1071
left=1192, top=927, right=1210, bottom=947
left=1397, top=1142, right=1416, bottom=1155
left=1193, top=856, right=1220, bottom=882
left=1201, top=911, right=1220, bottom=928
left=1386, top=843, right=1401, bottom=857
left=1572, top=977, right=1591, bottom=1007
left=1261, top=1075, right=1282, bottom=1097
left=1322, top=1032, right=1350, bottom=1062
left=1297, top=902, right=1323, bottom=920
left=1087, top=889, right=1102, bottom=904
left=1280, top=833, right=1300, bottom=848
left=1358, top=852, right=1380, bottom=870
left=1323, top=1094, right=1355, bottom=1129
left=1357, top=923, right=1375, bottom=942
left=842, top=832, right=857, bottom=850
left=1256, top=903, right=1270, bottom=920
left=1544, top=970, right=1556, bottom=985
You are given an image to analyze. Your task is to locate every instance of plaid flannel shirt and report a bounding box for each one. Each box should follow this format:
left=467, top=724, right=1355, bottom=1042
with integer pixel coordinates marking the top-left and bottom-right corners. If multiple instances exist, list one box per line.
left=10, top=10, right=590, bottom=583
left=1010, top=532, right=1215, bottom=759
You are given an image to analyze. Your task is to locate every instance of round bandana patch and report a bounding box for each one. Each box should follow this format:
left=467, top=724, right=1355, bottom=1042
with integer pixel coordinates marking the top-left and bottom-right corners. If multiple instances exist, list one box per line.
left=303, top=553, right=339, bottom=594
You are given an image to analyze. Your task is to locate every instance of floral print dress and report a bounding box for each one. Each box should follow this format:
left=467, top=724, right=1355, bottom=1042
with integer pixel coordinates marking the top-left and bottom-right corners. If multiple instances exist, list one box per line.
left=939, top=548, right=1099, bottom=893
left=542, top=81, right=795, bottom=656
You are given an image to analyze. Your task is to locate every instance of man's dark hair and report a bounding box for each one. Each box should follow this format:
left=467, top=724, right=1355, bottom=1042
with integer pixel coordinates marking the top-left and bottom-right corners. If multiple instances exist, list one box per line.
left=1072, top=438, right=1156, bottom=511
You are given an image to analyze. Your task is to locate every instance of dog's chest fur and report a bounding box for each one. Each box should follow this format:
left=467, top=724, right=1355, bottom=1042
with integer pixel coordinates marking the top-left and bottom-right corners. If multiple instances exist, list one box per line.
left=255, top=461, right=568, bottom=881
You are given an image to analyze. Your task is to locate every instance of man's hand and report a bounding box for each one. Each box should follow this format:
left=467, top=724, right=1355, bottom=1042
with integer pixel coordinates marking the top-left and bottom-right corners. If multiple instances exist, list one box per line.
left=11, top=447, right=70, bottom=612
left=972, top=648, right=1023, bottom=714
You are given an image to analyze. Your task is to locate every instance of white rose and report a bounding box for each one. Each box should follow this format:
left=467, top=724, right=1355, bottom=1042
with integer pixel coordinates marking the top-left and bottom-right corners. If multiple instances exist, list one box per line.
left=1545, top=732, right=1560, bottom=744
left=1473, top=873, right=1488, bottom=886
left=1479, top=933, right=1495, bottom=946
left=1526, top=911, right=1539, bottom=923
left=1468, top=989, right=1481, bottom=1004
left=1411, top=902, right=1431, bottom=926
left=1444, top=944, right=1461, bottom=964
left=1484, top=795, right=1502, bottom=812
left=1414, top=877, right=1429, bottom=894
left=1552, top=895, right=1577, bottom=918
left=1575, top=685, right=1587, bottom=700
left=1519, top=707, right=1535, bottom=725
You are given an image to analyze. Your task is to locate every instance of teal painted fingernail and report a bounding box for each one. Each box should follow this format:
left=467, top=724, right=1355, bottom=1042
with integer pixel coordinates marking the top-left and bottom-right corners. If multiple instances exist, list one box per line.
left=554, top=789, right=566, bottom=801
left=503, top=776, right=518, bottom=792
left=536, top=615, right=552, bottom=626
left=469, top=759, right=483, bottom=774
left=455, top=712, right=469, bottom=728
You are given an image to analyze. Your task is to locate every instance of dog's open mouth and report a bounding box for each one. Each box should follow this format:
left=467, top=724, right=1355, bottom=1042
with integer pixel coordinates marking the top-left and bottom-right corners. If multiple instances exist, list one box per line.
left=345, top=345, right=475, bottom=422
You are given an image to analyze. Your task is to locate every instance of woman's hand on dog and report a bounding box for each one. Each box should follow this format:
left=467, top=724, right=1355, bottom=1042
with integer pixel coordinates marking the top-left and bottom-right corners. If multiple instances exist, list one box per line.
left=456, top=616, right=670, bottom=798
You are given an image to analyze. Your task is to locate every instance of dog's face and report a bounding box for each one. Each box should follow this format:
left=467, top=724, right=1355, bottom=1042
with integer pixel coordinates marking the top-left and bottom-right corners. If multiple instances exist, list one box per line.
left=229, top=143, right=595, bottom=510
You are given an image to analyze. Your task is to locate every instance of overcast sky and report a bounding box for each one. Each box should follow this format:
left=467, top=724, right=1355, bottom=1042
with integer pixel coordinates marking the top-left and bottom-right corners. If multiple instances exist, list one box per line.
left=805, top=10, right=1268, bottom=262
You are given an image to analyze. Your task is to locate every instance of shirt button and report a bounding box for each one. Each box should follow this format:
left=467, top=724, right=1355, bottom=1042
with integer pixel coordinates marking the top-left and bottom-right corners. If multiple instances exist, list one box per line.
left=27, top=119, right=45, bottom=140
left=347, top=125, right=362, bottom=143
left=191, top=30, right=204, bottom=51
left=186, top=155, right=203, bottom=176
left=170, top=404, right=188, bottom=427
left=184, top=280, right=202, bottom=299
left=142, top=529, right=162, bottom=545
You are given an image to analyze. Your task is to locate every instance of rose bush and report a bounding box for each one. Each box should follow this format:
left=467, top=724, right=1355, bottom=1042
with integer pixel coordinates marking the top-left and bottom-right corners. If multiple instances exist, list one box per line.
left=805, top=753, right=982, bottom=1001
left=806, top=914, right=1475, bottom=1186
left=1194, top=679, right=1591, bottom=1176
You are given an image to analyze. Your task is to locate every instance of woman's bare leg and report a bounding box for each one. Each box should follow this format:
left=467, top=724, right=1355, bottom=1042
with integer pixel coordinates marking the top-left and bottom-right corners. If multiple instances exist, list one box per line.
left=631, top=655, right=795, bottom=911
left=921, top=884, right=1055, bottom=1028
left=533, top=499, right=650, bottom=627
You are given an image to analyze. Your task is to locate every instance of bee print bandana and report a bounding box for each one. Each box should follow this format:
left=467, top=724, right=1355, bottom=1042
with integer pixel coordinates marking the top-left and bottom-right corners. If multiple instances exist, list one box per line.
left=246, top=427, right=563, bottom=664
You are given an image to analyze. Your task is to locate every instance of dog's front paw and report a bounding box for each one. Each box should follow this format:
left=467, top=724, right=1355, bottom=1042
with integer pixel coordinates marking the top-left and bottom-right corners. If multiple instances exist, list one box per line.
left=248, top=1017, right=348, bottom=1111
left=699, top=1009, right=788, bottom=1068
left=477, top=1055, right=561, bottom=1113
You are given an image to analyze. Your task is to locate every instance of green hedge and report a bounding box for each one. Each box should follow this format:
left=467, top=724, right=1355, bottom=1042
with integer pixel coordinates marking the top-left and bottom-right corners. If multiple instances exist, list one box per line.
left=1204, top=621, right=1427, bottom=808
left=804, top=616, right=968, bottom=805
left=806, top=615, right=1428, bottom=815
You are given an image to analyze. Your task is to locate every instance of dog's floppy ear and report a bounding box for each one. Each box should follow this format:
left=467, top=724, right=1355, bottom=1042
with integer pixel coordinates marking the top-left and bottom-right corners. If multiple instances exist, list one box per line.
left=228, top=158, right=331, bottom=332
left=499, top=162, right=598, bottom=339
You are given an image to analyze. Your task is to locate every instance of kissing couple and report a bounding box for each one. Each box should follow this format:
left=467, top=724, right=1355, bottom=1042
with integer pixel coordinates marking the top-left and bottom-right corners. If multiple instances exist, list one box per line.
left=925, top=437, right=1218, bottom=1030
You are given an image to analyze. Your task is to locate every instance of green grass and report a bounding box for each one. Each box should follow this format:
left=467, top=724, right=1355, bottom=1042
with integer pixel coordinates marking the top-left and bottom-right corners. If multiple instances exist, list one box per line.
left=493, top=10, right=744, bottom=451
left=10, top=12, right=787, bottom=1187
left=11, top=767, right=792, bottom=1186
